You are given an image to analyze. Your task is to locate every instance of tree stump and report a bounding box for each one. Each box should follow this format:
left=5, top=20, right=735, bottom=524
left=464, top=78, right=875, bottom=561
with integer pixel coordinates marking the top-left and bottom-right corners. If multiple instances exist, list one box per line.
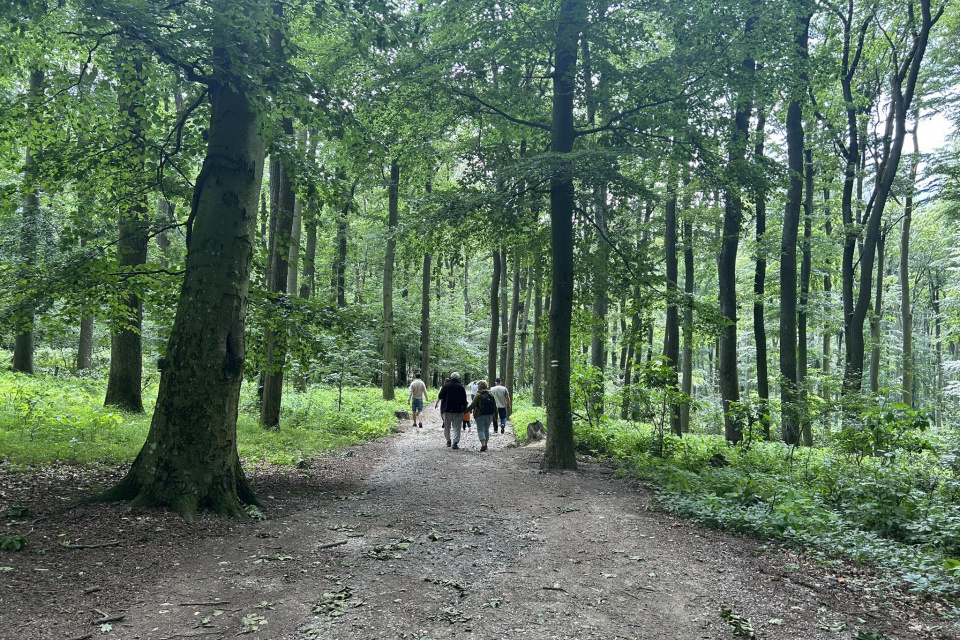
left=395, top=410, right=410, bottom=420
left=526, top=420, right=546, bottom=441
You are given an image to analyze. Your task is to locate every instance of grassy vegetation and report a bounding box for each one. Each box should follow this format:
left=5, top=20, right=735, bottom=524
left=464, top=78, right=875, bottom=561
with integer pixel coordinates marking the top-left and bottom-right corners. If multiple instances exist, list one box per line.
left=519, top=392, right=960, bottom=596
left=0, top=371, right=404, bottom=468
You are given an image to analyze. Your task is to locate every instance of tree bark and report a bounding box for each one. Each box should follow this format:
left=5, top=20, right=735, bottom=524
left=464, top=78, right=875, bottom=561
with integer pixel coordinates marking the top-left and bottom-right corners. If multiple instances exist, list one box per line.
left=799, top=147, right=814, bottom=446
left=532, top=279, right=543, bottom=405
left=381, top=159, right=400, bottom=400
left=13, top=68, right=44, bottom=374
left=901, top=116, right=919, bottom=406
left=260, top=5, right=297, bottom=428
left=869, top=233, right=886, bottom=393
left=518, top=267, right=533, bottom=388
left=488, top=250, right=501, bottom=382
left=499, top=251, right=509, bottom=379
left=421, top=252, right=431, bottom=380
left=506, top=252, right=521, bottom=391
left=541, top=0, right=584, bottom=471
left=97, top=34, right=265, bottom=519
left=663, top=171, right=681, bottom=436
left=105, top=48, right=148, bottom=413
left=299, top=210, right=317, bottom=300
left=844, top=0, right=938, bottom=396
left=780, top=13, right=809, bottom=445
left=719, top=60, right=753, bottom=443
left=752, top=111, right=770, bottom=440
left=681, top=216, right=694, bottom=433
left=590, top=186, right=609, bottom=416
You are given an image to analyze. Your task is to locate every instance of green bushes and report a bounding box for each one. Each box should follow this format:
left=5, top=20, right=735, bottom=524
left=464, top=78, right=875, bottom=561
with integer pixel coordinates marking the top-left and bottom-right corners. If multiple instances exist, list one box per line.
left=531, top=403, right=960, bottom=595
left=0, top=372, right=402, bottom=468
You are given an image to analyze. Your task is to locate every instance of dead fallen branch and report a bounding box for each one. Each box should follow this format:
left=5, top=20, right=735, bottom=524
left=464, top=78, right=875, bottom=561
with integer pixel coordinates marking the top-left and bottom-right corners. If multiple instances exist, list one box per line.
left=61, top=541, right=120, bottom=550
left=318, top=539, right=349, bottom=549
left=92, top=614, right=124, bottom=624
left=177, top=600, right=230, bottom=607
left=82, top=586, right=101, bottom=594
left=64, top=634, right=93, bottom=640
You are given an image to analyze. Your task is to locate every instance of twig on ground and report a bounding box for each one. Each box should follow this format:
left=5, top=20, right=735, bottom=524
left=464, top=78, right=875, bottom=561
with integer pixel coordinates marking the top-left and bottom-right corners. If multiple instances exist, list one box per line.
left=92, top=614, right=124, bottom=624
left=82, top=586, right=101, bottom=594
left=177, top=600, right=230, bottom=607
left=542, top=585, right=567, bottom=592
left=318, top=539, right=349, bottom=549
left=61, top=541, right=120, bottom=550
left=64, top=634, right=93, bottom=640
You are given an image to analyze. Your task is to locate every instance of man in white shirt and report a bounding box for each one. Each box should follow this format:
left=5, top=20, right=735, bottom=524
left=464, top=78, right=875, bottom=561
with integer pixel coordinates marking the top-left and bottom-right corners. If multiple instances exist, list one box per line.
left=408, top=372, right=428, bottom=429
left=488, top=378, right=511, bottom=434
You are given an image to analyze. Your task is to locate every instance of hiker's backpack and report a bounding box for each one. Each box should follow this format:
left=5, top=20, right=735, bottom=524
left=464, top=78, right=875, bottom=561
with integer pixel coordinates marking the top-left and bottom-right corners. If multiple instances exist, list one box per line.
left=480, top=392, right=497, bottom=416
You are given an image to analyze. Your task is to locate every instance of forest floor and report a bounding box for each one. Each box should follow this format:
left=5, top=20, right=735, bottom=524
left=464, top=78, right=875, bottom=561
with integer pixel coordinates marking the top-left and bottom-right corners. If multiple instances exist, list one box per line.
left=1, top=405, right=958, bottom=640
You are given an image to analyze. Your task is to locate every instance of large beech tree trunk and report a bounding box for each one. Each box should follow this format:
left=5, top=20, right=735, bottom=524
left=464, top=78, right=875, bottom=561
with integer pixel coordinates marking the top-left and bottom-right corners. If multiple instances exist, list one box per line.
left=13, top=68, right=44, bottom=375
left=97, top=51, right=265, bottom=520
left=499, top=251, right=509, bottom=379
left=541, top=0, right=585, bottom=472
left=381, top=159, right=400, bottom=400
left=105, top=49, right=148, bottom=413
left=799, top=147, right=814, bottom=445
left=488, top=251, right=501, bottom=382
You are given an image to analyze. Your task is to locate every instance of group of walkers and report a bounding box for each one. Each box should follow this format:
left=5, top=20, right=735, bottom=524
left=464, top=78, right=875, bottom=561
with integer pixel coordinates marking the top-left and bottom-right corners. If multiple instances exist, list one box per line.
left=407, top=372, right=511, bottom=451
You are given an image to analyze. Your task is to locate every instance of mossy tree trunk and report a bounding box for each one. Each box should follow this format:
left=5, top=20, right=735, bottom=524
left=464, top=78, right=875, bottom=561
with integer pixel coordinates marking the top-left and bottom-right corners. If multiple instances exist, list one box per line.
left=97, top=60, right=265, bottom=520
left=541, top=0, right=585, bottom=472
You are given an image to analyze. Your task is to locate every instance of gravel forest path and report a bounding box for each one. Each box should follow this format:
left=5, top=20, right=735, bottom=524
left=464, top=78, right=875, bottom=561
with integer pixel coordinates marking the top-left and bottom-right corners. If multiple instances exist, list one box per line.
left=2, top=405, right=953, bottom=640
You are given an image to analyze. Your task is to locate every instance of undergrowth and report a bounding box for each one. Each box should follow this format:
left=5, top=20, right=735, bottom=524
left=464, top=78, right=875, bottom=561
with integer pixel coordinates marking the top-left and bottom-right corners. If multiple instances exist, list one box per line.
left=0, top=371, right=402, bottom=468
left=527, top=406, right=960, bottom=596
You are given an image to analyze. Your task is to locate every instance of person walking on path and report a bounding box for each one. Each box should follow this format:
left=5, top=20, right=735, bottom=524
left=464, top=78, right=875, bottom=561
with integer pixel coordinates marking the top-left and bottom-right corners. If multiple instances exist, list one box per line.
left=489, top=378, right=511, bottom=434
left=435, top=372, right=468, bottom=449
left=408, top=372, right=428, bottom=429
left=466, top=380, right=497, bottom=451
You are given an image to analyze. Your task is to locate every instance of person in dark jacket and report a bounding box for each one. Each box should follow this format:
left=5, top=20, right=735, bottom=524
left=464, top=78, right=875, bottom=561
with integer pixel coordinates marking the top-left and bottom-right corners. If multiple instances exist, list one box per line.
left=434, top=372, right=468, bottom=449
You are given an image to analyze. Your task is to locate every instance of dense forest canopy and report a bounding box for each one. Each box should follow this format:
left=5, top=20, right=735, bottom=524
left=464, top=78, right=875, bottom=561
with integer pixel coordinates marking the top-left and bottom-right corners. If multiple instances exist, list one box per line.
left=1, top=0, right=960, bottom=537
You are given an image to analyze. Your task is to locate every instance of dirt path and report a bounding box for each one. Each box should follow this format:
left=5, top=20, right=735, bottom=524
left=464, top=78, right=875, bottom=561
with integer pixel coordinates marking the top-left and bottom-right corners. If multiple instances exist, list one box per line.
left=2, top=406, right=953, bottom=640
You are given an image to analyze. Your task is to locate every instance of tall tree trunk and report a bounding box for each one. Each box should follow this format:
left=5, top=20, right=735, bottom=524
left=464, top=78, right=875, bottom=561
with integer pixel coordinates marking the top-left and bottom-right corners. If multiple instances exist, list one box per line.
left=287, top=195, right=302, bottom=296
left=463, top=248, right=470, bottom=328
left=299, top=211, right=317, bottom=300
left=799, top=147, right=814, bottom=446
left=590, top=187, right=609, bottom=416
left=499, top=251, right=509, bottom=379
left=105, top=48, right=149, bottom=413
left=822, top=189, right=833, bottom=410
left=506, top=252, right=521, bottom=391
left=845, top=0, right=939, bottom=395
left=752, top=111, right=771, bottom=440
left=13, top=68, right=44, bottom=375
left=421, top=252, right=431, bottom=379
left=621, top=312, right=638, bottom=420
left=488, top=250, right=502, bottom=382
left=335, top=172, right=353, bottom=309
left=542, top=0, right=585, bottom=471
left=901, top=116, right=919, bottom=406
left=532, top=279, right=543, bottom=405
left=681, top=217, right=694, bottom=433
left=97, top=26, right=266, bottom=519
left=381, top=159, right=400, bottom=400
left=719, top=61, right=753, bottom=443
left=780, top=14, right=809, bottom=445
left=869, top=233, right=886, bottom=393
left=519, top=267, right=533, bottom=388
left=77, top=231, right=95, bottom=370
left=663, top=172, right=681, bottom=436
left=260, top=6, right=297, bottom=428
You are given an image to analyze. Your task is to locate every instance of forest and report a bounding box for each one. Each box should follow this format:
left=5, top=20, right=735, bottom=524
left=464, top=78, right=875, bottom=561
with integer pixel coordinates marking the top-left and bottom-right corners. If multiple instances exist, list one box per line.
left=4, top=0, right=960, bottom=615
